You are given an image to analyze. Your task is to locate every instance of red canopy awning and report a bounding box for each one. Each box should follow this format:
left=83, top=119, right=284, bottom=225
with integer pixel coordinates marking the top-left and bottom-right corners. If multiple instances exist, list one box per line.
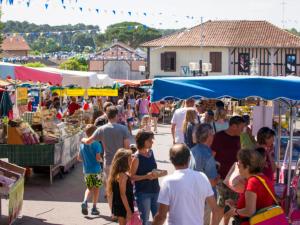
left=116, top=79, right=152, bottom=87
left=15, top=66, right=62, bottom=85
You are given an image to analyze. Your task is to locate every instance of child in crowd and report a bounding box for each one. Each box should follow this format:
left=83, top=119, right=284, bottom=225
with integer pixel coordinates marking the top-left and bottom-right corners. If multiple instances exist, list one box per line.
left=108, top=149, right=134, bottom=225
left=140, top=115, right=151, bottom=131
left=77, top=124, right=103, bottom=216
left=126, top=103, right=134, bottom=135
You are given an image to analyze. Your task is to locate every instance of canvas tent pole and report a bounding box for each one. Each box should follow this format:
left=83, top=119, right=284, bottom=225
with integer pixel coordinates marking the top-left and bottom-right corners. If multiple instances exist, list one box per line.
left=287, top=102, right=294, bottom=198
left=277, top=102, right=282, bottom=165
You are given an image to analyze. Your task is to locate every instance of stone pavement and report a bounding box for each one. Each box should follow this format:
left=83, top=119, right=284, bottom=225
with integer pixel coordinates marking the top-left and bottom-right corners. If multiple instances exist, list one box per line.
left=0, top=124, right=173, bottom=225
left=2, top=124, right=228, bottom=225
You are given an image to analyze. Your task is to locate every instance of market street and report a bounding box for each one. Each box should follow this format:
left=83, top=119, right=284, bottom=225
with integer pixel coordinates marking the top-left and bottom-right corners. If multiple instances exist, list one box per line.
left=2, top=124, right=173, bottom=225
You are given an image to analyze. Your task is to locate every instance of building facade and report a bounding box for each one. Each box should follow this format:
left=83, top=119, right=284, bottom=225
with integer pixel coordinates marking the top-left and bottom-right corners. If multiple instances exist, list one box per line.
left=141, top=20, right=300, bottom=78
left=89, top=42, right=147, bottom=80
left=1, top=35, right=31, bottom=58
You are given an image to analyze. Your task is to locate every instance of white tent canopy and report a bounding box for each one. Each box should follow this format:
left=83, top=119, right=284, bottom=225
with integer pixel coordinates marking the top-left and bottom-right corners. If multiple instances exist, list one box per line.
left=37, top=67, right=114, bottom=88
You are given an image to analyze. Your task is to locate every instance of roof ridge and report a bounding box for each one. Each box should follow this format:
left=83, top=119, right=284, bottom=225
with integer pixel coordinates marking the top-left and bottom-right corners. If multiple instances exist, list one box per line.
left=263, top=20, right=300, bottom=40
left=140, top=20, right=300, bottom=48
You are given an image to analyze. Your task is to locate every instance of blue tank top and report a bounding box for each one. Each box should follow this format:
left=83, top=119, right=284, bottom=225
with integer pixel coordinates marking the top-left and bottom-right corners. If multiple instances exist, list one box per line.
left=135, top=150, right=160, bottom=194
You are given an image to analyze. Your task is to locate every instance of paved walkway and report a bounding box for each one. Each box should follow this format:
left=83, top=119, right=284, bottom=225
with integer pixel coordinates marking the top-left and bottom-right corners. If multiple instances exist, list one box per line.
left=3, top=124, right=227, bottom=225
left=0, top=124, right=172, bottom=225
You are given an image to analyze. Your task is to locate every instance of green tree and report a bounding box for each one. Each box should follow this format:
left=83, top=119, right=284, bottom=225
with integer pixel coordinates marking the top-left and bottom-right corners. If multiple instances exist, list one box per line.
left=71, top=32, right=95, bottom=52
left=44, top=38, right=61, bottom=53
left=94, top=33, right=107, bottom=50
left=32, top=37, right=61, bottom=53
left=59, top=57, right=88, bottom=71
left=31, top=36, right=47, bottom=52
left=24, top=62, right=46, bottom=67
left=105, top=22, right=162, bottom=48
left=288, top=28, right=300, bottom=36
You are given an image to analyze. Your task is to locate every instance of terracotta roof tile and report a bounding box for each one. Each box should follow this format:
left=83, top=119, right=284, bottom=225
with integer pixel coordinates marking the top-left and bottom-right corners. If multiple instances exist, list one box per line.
left=1, top=35, right=31, bottom=51
left=141, top=20, right=300, bottom=48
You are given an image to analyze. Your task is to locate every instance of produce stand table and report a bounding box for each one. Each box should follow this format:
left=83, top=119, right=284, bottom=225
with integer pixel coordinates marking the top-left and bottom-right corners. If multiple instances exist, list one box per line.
left=0, top=131, right=82, bottom=184
left=0, top=160, right=25, bottom=225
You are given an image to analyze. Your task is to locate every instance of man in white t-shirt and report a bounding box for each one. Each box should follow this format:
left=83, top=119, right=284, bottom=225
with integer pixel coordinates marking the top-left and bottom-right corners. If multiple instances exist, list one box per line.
left=153, top=144, right=221, bottom=225
left=171, top=98, right=195, bottom=144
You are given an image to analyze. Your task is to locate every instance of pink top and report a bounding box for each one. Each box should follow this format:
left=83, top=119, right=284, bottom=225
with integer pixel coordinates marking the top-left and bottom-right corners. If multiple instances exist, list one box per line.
left=137, top=99, right=149, bottom=114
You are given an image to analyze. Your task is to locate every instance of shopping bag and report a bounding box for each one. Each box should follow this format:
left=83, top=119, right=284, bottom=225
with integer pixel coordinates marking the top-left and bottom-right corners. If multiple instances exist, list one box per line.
left=223, top=162, right=246, bottom=193
left=249, top=176, right=289, bottom=225
left=250, top=205, right=288, bottom=225
left=126, top=211, right=142, bottom=225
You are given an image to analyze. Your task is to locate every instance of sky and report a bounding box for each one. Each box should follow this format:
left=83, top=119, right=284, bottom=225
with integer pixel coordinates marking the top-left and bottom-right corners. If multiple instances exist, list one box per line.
left=0, top=0, right=300, bottom=31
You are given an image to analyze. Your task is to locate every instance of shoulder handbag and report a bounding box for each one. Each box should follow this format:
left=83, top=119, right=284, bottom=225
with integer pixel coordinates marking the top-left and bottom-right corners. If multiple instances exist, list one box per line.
left=223, top=162, right=246, bottom=193
left=126, top=211, right=142, bottom=225
left=249, top=175, right=289, bottom=225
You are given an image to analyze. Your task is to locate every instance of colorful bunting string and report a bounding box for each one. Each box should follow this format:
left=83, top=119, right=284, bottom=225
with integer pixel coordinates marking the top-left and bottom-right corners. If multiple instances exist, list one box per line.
left=0, top=0, right=201, bottom=26
left=3, top=24, right=152, bottom=39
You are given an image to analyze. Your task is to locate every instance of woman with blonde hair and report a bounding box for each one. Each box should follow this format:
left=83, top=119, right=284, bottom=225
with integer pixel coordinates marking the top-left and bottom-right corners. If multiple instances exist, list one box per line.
left=213, top=108, right=229, bottom=133
left=108, top=148, right=134, bottom=225
left=182, top=108, right=197, bottom=148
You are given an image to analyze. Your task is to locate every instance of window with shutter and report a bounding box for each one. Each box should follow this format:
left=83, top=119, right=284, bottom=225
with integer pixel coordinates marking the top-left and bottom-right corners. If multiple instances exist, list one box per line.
left=286, top=54, right=296, bottom=75
left=161, top=52, right=176, bottom=72
left=210, top=52, right=222, bottom=72
left=238, top=53, right=250, bottom=73
left=161, top=53, right=165, bottom=70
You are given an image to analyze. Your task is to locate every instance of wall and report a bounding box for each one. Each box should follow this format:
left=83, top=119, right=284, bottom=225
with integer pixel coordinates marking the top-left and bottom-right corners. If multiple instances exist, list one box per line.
left=149, top=47, right=229, bottom=78
left=89, top=60, right=146, bottom=80
left=101, top=61, right=145, bottom=80
left=2, top=50, right=28, bottom=57
left=229, top=48, right=300, bottom=76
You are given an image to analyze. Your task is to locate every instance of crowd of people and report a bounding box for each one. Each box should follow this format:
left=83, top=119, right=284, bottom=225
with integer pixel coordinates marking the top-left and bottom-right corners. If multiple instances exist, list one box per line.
left=76, top=94, right=281, bottom=225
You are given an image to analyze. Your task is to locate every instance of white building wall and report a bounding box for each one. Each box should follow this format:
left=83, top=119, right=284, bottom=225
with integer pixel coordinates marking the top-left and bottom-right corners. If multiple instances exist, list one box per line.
left=149, top=47, right=229, bottom=78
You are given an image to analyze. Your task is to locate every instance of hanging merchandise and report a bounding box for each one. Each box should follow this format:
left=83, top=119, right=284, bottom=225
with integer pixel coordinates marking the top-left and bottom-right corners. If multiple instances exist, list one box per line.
left=16, top=87, right=27, bottom=105
left=29, top=89, right=40, bottom=112
left=0, top=91, right=13, bottom=118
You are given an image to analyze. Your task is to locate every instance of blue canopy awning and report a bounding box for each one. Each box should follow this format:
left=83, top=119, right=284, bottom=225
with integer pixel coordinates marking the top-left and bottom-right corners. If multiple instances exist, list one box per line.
left=151, top=76, right=300, bottom=102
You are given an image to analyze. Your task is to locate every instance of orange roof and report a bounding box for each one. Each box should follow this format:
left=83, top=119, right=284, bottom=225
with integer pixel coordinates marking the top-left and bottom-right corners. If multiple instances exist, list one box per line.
left=1, top=35, right=31, bottom=51
left=141, top=20, right=300, bottom=48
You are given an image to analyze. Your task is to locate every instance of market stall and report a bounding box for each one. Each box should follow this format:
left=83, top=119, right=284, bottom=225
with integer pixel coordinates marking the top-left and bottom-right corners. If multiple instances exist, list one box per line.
left=0, top=96, right=84, bottom=184
left=0, top=67, right=85, bottom=184
left=151, top=75, right=300, bottom=213
left=37, top=67, right=114, bottom=88
left=0, top=159, right=25, bottom=225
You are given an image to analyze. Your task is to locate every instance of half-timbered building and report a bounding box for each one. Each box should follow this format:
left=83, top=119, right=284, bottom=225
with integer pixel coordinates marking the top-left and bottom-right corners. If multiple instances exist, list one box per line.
left=141, top=20, right=300, bottom=78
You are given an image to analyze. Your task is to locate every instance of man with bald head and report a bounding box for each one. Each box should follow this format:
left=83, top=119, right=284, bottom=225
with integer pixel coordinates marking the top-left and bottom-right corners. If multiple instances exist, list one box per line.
left=153, top=144, right=221, bottom=225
